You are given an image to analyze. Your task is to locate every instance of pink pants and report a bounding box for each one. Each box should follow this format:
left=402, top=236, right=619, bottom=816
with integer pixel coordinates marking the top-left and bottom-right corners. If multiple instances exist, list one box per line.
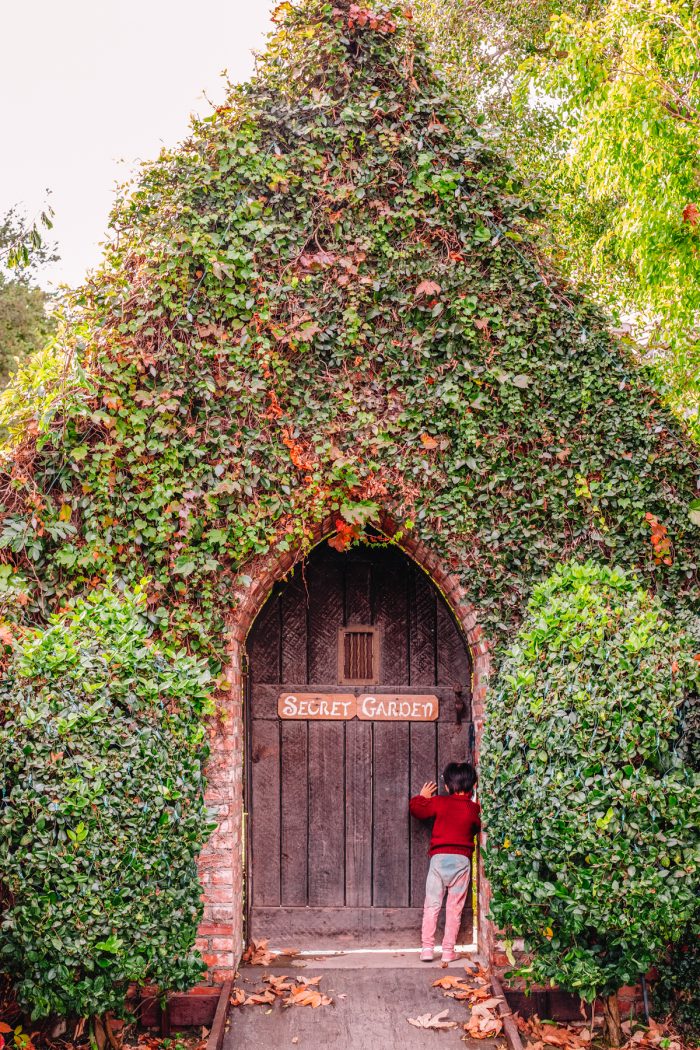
left=421, top=853, right=471, bottom=952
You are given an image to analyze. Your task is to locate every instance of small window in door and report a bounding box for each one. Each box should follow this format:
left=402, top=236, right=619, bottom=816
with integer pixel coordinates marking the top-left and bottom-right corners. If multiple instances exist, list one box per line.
left=338, top=627, right=380, bottom=684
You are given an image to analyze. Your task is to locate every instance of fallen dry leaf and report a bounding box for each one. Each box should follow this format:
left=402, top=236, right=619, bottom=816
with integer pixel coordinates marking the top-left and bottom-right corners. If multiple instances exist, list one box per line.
left=229, top=988, right=246, bottom=1007
left=433, top=975, right=471, bottom=990
left=464, top=1002, right=503, bottom=1040
left=285, top=987, right=332, bottom=1008
left=408, top=1009, right=458, bottom=1030
left=474, top=997, right=502, bottom=1011
left=467, top=962, right=491, bottom=982
left=243, top=990, right=276, bottom=1006
left=264, top=974, right=294, bottom=996
left=242, top=939, right=276, bottom=966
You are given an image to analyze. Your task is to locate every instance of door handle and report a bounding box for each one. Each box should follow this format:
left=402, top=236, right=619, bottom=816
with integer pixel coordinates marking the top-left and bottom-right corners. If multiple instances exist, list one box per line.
left=454, top=688, right=466, bottom=725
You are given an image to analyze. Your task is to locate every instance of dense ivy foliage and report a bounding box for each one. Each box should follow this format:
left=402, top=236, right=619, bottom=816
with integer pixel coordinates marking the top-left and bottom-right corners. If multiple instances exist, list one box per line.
left=0, top=0, right=696, bottom=670
left=0, top=583, right=213, bottom=1020
left=481, top=562, right=700, bottom=1004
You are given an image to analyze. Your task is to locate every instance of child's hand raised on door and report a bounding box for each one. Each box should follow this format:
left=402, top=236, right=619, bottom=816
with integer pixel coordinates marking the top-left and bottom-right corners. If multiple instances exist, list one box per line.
left=420, top=781, right=437, bottom=798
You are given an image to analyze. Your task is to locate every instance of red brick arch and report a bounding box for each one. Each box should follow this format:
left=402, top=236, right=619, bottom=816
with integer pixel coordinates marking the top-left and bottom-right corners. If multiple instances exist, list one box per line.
left=195, top=514, right=493, bottom=980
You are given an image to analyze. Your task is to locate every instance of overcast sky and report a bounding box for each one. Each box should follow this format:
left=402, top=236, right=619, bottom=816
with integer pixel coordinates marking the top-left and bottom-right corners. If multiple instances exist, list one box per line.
left=1, top=1, right=274, bottom=288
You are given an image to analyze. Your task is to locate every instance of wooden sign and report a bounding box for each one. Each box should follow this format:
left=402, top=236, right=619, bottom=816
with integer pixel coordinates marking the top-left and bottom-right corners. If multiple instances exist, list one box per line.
left=278, top=693, right=438, bottom=722
left=357, top=694, right=438, bottom=721
left=278, top=693, right=356, bottom=720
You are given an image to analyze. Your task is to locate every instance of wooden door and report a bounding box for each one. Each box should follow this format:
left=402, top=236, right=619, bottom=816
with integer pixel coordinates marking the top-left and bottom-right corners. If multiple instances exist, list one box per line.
left=246, top=541, right=474, bottom=948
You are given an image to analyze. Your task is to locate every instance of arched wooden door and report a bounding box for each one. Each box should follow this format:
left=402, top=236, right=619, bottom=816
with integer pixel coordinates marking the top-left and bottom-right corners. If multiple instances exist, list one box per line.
left=245, top=541, right=474, bottom=948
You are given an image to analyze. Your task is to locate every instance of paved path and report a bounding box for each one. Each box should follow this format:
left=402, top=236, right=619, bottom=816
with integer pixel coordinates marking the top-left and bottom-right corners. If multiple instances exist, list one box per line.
left=224, top=954, right=506, bottom=1050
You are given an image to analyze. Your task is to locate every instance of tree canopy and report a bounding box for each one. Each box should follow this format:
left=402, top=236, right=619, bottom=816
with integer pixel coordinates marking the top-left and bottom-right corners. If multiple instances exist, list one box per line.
left=0, top=206, right=57, bottom=390
left=414, top=0, right=700, bottom=439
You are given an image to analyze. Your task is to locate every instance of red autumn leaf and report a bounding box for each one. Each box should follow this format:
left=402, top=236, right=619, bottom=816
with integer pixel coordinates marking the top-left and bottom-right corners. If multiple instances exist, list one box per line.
left=414, top=279, right=441, bottom=298
left=682, top=202, right=698, bottom=227
left=328, top=520, right=361, bottom=551
left=420, top=432, right=438, bottom=449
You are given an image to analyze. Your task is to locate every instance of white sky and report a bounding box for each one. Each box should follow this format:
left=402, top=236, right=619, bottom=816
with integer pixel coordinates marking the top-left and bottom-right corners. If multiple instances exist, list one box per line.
left=1, top=1, right=275, bottom=289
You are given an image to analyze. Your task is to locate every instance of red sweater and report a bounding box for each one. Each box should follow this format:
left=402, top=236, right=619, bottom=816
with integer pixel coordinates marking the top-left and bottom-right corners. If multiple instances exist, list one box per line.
left=409, top=794, right=481, bottom=858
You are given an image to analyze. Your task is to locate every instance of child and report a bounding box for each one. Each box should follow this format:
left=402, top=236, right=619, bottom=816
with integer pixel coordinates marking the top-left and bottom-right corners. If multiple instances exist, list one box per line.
left=409, top=761, right=480, bottom=963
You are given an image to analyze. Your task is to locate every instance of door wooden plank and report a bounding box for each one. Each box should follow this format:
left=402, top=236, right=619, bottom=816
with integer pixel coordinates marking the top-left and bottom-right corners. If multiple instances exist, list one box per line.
left=345, top=719, right=372, bottom=907
left=409, top=566, right=437, bottom=686
left=436, top=597, right=471, bottom=693
left=438, top=721, right=469, bottom=779
left=409, top=721, right=437, bottom=908
left=371, top=548, right=408, bottom=683
left=308, top=545, right=345, bottom=682
left=308, top=721, right=345, bottom=906
left=373, top=722, right=410, bottom=907
left=251, top=906, right=439, bottom=947
left=248, top=590, right=281, bottom=684
left=250, top=719, right=281, bottom=906
left=281, top=569, right=308, bottom=684
left=344, top=553, right=372, bottom=624
left=280, top=721, right=308, bottom=906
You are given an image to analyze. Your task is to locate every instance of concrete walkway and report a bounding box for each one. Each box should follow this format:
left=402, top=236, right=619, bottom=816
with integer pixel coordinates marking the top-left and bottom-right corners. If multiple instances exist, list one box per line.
left=224, top=953, right=506, bottom=1050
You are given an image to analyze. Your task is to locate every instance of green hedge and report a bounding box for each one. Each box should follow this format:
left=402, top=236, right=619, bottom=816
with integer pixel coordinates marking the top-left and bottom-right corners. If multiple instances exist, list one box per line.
left=481, top=561, right=700, bottom=1003
left=0, top=582, right=214, bottom=1020
left=654, top=923, right=700, bottom=1046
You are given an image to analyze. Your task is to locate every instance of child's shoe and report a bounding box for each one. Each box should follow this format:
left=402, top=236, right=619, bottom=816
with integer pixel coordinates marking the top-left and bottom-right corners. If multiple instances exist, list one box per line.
left=420, top=948, right=434, bottom=962
left=441, top=949, right=459, bottom=963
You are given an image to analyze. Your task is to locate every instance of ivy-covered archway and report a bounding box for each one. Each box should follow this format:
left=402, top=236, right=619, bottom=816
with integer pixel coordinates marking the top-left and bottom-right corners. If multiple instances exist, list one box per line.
left=195, top=513, right=492, bottom=974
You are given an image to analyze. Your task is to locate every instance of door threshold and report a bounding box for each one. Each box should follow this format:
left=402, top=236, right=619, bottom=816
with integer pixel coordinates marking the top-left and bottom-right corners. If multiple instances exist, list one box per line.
left=261, top=945, right=480, bottom=970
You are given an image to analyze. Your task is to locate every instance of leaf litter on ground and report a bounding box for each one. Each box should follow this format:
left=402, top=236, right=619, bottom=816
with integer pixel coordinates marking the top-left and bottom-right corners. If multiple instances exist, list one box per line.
left=230, top=973, right=332, bottom=1010
left=429, top=962, right=504, bottom=1040
left=517, top=1014, right=688, bottom=1050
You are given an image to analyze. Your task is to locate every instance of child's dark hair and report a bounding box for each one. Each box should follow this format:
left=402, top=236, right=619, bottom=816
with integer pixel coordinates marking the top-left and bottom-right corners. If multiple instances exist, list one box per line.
left=443, top=761, right=477, bottom=795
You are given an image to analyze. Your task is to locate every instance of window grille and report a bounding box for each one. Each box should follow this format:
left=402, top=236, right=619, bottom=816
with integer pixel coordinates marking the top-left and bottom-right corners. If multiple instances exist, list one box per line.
left=338, top=627, right=380, bottom=684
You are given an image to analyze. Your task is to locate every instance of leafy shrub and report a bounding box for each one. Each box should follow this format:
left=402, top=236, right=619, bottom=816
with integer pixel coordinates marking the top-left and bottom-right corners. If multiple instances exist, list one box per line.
left=0, top=581, right=214, bottom=1020
left=654, top=920, right=700, bottom=1046
left=481, top=561, right=700, bottom=1027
